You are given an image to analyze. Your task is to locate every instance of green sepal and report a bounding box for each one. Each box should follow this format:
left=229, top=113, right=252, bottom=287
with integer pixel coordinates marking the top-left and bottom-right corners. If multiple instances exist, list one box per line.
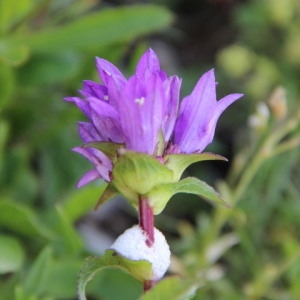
left=164, top=153, right=227, bottom=181
left=94, top=183, right=119, bottom=210
left=147, top=177, right=230, bottom=214
left=77, top=250, right=153, bottom=300
left=83, top=142, right=124, bottom=163
left=155, top=129, right=165, bottom=157
left=112, top=150, right=174, bottom=208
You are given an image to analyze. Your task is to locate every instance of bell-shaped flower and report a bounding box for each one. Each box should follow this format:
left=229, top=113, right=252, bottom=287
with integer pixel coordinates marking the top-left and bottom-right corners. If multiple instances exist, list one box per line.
left=64, top=48, right=181, bottom=187
left=65, top=48, right=244, bottom=217
left=172, top=69, right=243, bottom=154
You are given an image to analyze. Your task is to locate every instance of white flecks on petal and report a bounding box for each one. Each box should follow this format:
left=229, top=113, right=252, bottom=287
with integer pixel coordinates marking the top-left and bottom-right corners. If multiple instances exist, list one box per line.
left=104, top=95, right=109, bottom=101
left=135, top=97, right=145, bottom=106
left=110, top=225, right=170, bottom=281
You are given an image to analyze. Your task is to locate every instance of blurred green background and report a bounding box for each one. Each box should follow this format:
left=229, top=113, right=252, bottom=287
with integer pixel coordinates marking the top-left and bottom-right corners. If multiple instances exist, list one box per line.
left=0, top=0, right=300, bottom=299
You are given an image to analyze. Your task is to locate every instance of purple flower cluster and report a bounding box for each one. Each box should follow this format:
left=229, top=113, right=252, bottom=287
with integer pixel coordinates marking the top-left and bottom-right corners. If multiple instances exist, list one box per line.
left=65, top=49, right=242, bottom=188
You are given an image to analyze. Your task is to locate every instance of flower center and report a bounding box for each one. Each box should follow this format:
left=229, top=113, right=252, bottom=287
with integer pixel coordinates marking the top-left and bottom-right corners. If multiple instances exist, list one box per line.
left=104, top=95, right=109, bottom=101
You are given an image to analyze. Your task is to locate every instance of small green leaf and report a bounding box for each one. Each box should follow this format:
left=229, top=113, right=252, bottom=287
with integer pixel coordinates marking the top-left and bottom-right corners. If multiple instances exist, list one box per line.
left=55, top=205, right=84, bottom=255
left=0, top=201, right=54, bottom=239
left=62, top=184, right=107, bottom=222
left=147, top=177, right=230, bottom=214
left=138, top=277, right=201, bottom=300
left=0, top=235, right=24, bottom=274
left=78, top=250, right=153, bottom=300
left=165, top=152, right=227, bottom=181
left=23, top=247, right=52, bottom=298
left=112, top=151, right=173, bottom=208
left=83, top=142, right=124, bottom=162
left=94, top=183, right=118, bottom=210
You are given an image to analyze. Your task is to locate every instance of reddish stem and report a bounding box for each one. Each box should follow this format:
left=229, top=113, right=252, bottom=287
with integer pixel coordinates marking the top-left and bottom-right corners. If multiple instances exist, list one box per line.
left=143, top=280, right=155, bottom=292
left=138, top=196, right=154, bottom=247
left=138, top=196, right=155, bottom=292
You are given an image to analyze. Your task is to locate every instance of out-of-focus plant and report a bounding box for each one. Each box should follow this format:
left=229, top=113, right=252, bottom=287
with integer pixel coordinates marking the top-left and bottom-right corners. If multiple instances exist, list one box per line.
left=169, top=86, right=300, bottom=299
left=0, top=1, right=173, bottom=299
left=1, top=0, right=300, bottom=299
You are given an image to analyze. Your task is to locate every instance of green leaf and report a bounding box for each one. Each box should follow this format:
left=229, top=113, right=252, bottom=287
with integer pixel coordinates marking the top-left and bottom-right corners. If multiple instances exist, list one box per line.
left=0, top=201, right=54, bottom=239
left=83, top=142, right=124, bottom=163
left=78, top=250, right=153, bottom=300
left=0, top=235, right=24, bottom=274
left=55, top=205, right=84, bottom=255
left=62, top=184, right=108, bottom=222
left=112, top=151, right=173, bottom=207
left=42, top=259, right=82, bottom=299
left=18, top=5, right=173, bottom=53
left=147, top=177, right=230, bottom=214
left=164, top=152, right=227, bottom=181
left=0, top=0, right=34, bottom=33
left=18, top=51, right=81, bottom=85
left=23, top=247, right=52, bottom=298
left=0, top=40, right=30, bottom=66
left=138, top=277, right=201, bottom=300
left=87, top=268, right=142, bottom=300
left=0, top=62, right=14, bottom=108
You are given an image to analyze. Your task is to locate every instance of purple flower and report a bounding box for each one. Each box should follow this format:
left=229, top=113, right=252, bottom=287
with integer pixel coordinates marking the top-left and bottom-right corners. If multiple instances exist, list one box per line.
left=172, top=69, right=243, bottom=154
left=65, top=49, right=242, bottom=188
left=64, top=49, right=181, bottom=187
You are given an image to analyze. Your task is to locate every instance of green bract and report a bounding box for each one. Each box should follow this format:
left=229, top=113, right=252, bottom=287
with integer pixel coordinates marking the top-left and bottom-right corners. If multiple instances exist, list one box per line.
left=111, top=150, right=174, bottom=208
left=92, top=147, right=229, bottom=214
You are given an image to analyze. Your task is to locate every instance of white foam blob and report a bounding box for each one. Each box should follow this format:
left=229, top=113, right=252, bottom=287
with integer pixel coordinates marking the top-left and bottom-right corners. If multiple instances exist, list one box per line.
left=110, top=225, right=170, bottom=280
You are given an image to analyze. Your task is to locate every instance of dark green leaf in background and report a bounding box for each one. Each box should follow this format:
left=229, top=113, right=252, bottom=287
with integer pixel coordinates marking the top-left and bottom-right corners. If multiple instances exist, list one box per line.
left=18, top=5, right=173, bottom=53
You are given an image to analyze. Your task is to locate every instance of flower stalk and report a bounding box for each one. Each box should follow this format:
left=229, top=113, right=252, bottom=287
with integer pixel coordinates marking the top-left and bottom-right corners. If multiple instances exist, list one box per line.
left=143, top=280, right=155, bottom=292
left=139, top=196, right=154, bottom=247
left=139, top=196, right=155, bottom=291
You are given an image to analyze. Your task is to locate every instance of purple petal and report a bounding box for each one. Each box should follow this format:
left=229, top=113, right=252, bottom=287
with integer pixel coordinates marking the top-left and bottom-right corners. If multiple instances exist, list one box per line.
left=174, top=69, right=243, bottom=153
left=79, top=80, right=107, bottom=99
left=215, top=93, right=243, bottom=114
left=78, top=122, right=102, bottom=143
left=105, top=72, right=126, bottom=110
left=72, top=146, right=111, bottom=181
left=64, top=96, right=91, bottom=119
left=87, top=97, right=124, bottom=143
left=136, top=48, right=160, bottom=77
left=117, top=73, right=166, bottom=154
left=96, top=57, right=126, bottom=86
left=162, top=76, right=182, bottom=142
left=77, top=169, right=101, bottom=188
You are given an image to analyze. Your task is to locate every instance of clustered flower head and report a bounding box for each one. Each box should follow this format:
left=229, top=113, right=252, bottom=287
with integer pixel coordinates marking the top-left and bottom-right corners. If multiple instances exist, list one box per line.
left=65, top=48, right=243, bottom=191
left=68, top=49, right=243, bottom=287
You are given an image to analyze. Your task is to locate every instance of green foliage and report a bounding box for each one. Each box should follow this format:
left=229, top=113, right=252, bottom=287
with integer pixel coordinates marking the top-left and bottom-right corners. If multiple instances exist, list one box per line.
left=0, top=235, right=24, bottom=274
left=139, top=277, right=201, bottom=300
left=0, top=1, right=173, bottom=299
left=1, top=0, right=300, bottom=299
left=78, top=250, right=153, bottom=300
